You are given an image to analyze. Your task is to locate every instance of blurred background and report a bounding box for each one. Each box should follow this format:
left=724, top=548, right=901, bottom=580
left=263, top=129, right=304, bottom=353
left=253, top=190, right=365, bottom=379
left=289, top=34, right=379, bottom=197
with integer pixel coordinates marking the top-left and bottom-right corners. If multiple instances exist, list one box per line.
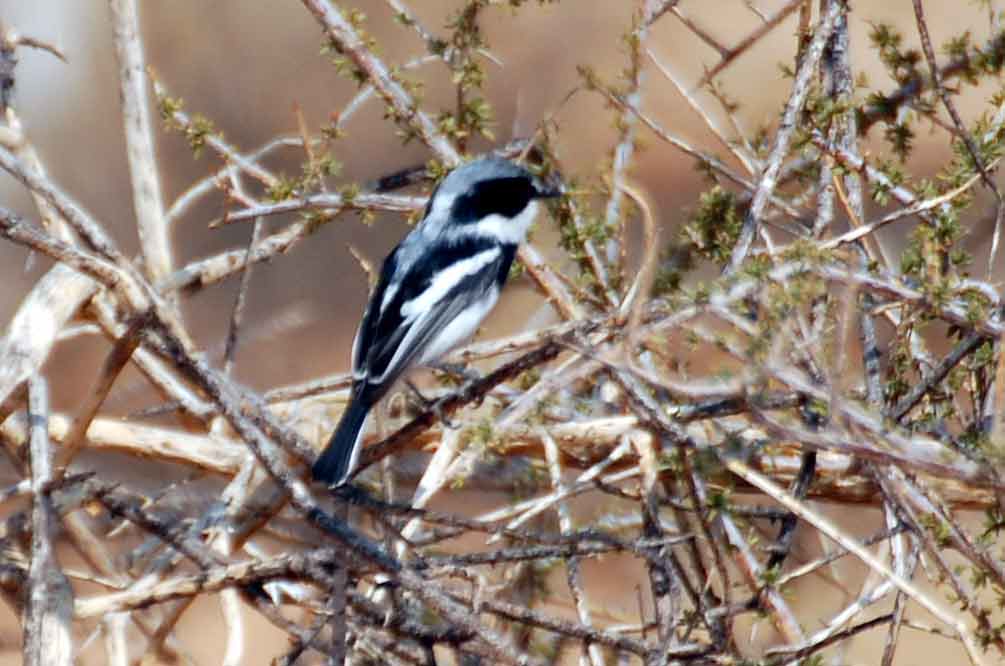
left=0, top=1, right=1000, bottom=663
left=0, top=1, right=997, bottom=408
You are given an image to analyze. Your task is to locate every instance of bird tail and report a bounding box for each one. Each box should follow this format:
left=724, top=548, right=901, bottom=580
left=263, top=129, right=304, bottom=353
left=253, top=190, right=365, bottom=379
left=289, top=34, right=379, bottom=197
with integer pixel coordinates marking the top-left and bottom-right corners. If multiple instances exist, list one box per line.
left=312, top=397, right=369, bottom=486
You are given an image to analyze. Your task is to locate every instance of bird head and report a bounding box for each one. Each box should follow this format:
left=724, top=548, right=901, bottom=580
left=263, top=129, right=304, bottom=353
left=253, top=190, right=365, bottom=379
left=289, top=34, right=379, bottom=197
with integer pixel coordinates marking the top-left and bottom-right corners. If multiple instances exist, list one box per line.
left=421, top=157, right=561, bottom=242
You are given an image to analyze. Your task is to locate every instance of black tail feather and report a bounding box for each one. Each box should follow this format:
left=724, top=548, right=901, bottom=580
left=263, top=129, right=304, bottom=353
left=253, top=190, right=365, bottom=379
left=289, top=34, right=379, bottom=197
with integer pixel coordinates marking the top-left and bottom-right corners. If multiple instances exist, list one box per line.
left=312, top=397, right=369, bottom=486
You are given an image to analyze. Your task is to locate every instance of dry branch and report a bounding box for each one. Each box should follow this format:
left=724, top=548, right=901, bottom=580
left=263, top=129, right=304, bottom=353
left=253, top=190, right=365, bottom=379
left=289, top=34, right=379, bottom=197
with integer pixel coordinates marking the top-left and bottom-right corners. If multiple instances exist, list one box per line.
left=726, top=0, right=845, bottom=272
left=23, top=377, right=73, bottom=666
left=108, top=0, right=172, bottom=288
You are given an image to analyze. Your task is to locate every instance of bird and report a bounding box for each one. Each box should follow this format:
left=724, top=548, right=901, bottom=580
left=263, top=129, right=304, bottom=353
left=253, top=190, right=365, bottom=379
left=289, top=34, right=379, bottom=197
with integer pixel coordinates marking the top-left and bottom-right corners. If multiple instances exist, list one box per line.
left=312, top=156, right=561, bottom=486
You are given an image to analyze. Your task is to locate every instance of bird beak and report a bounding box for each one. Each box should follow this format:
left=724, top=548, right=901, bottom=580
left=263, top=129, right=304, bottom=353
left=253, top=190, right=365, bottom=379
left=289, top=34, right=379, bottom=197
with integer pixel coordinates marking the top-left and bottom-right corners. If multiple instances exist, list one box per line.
left=533, top=180, right=563, bottom=199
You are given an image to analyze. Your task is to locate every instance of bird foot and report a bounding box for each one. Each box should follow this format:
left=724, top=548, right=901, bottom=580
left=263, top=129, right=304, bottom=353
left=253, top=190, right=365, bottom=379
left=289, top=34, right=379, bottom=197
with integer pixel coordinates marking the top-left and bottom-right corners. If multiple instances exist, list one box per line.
left=431, top=361, right=481, bottom=383
left=332, top=483, right=371, bottom=504
left=405, top=380, right=458, bottom=428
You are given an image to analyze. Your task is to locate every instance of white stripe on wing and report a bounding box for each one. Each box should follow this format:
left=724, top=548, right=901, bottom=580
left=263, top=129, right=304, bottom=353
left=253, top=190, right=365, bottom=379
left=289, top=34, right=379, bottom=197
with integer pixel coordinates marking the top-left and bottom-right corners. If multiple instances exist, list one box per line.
left=400, top=247, right=500, bottom=319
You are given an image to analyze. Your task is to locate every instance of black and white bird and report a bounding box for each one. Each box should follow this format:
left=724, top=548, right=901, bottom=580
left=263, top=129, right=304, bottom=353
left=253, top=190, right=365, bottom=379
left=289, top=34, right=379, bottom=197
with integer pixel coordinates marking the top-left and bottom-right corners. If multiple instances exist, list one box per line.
left=312, top=156, right=560, bottom=486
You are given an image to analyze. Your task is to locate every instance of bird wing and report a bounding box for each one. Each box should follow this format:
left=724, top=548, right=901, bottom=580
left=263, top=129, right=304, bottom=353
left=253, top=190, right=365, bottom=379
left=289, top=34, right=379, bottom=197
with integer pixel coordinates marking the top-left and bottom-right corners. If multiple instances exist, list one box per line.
left=352, top=237, right=515, bottom=398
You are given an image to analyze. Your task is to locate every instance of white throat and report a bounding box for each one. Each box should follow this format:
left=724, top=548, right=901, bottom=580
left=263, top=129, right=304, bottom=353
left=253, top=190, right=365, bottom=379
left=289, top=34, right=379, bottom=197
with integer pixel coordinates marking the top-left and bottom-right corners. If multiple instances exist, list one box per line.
left=467, top=201, right=539, bottom=245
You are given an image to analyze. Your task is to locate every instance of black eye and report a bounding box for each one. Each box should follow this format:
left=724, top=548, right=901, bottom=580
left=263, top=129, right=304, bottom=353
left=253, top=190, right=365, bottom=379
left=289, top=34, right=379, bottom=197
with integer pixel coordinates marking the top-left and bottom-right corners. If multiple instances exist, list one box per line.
left=452, top=177, right=536, bottom=223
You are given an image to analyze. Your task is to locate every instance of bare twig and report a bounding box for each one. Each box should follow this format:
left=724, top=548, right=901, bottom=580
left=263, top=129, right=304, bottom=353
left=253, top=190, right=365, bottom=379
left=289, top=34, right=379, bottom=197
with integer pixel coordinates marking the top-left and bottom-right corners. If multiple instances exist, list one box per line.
left=23, top=376, right=73, bottom=666
left=0, top=265, right=95, bottom=409
left=598, top=86, right=809, bottom=225
left=108, top=0, right=173, bottom=289
left=696, top=0, right=805, bottom=88
left=726, top=0, right=845, bottom=273
left=724, top=456, right=991, bottom=666
left=56, top=312, right=149, bottom=471
left=222, top=218, right=264, bottom=375
left=300, top=0, right=461, bottom=166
